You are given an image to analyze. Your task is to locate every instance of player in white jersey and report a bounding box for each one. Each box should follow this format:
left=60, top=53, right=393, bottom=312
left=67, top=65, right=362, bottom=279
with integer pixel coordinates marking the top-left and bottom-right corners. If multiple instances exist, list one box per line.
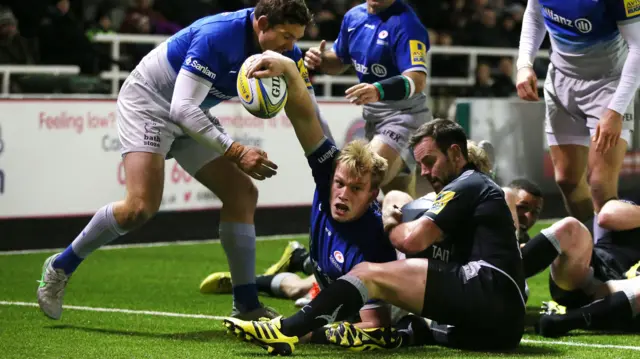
left=36, top=0, right=323, bottom=321
left=516, top=0, right=640, bottom=226
left=304, top=0, right=431, bottom=198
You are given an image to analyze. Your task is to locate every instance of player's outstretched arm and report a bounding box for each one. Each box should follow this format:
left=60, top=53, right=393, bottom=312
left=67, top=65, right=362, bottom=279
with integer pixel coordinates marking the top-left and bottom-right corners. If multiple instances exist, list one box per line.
left=597, top=199, right=640, bottom=231
left=170, top=70, right=277, bottom=180
left=247, top=51, right=326, bottom=154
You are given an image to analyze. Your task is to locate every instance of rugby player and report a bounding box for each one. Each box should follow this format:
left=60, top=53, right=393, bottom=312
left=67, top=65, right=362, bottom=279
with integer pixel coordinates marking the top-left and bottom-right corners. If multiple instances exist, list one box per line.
left=232, top=49, right=399, bottom=337
left=304, top=0, right=432, bottom=197
left=224, top=118, right=528, bottom=355
left=519, top=198, right=640, bottom=336
left=37, top=0, right=333, bottom=321
left=516, top=0, right=640, bottom=229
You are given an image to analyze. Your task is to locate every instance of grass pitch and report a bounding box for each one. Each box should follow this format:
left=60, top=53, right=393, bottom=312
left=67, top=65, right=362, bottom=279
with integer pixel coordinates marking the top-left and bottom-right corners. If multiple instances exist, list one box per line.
left=1, top=222, right=639, bottom=358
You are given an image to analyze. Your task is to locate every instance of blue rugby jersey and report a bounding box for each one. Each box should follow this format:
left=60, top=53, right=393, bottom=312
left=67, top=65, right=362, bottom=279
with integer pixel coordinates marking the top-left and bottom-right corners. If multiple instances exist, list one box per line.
left=306, top=139, right=397, bottom=301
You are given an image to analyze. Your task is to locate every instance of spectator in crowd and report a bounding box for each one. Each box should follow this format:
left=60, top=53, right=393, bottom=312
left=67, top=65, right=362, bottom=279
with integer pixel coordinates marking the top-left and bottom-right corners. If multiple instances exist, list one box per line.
left=0, top=6, right=39, bottom=92
left=492, top=57, right=516, bottom=97
left=468, top=7, right=510, bottom=47
left=469, top=62, right=495, bottom=97
left=0, top=6, right=37, bottom=65
left=120, top=0, right=181, bottom=36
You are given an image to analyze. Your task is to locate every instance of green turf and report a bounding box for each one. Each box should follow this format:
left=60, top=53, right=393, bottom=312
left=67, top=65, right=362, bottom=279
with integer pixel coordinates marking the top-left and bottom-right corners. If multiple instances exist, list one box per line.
left=1, top=224, right=639, bottom=358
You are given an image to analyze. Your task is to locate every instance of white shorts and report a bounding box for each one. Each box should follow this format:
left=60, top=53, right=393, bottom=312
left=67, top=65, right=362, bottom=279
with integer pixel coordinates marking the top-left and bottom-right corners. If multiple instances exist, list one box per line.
left=117, top=69, right=222, bottom=175
left=544, top=64, right=634, bottom=147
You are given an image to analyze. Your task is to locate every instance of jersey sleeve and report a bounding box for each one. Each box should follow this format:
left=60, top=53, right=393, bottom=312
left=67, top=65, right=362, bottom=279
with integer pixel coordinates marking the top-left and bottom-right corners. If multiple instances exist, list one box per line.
left=287, top=46, right=313, bottom=90
left=182, top=26, right=222, bottom=83
left=423, top=175, right=478, bottom=232
left=606, top=0, right=640, bottom=22
left=393, top=17, right=430, bottom=74
left=307, top=138, right=339, bottom=200
left=332, top=14, right=351, bottom=64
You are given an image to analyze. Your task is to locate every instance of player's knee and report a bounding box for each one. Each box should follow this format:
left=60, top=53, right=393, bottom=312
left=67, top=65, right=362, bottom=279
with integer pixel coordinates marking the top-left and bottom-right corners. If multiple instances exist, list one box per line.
left=120, top=197, right=158, bottom=229
left=553, top=217, right=591, bottom=255
left=554, top=173, right=585, bottom=195
left=348, top=262, right=384, bottom=297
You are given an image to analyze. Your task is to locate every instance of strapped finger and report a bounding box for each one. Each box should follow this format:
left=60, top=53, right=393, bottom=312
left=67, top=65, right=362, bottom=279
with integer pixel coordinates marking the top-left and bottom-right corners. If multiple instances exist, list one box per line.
left=257, top=165, right=278, bottom=178
left=262, top=158, right=278, bottom=170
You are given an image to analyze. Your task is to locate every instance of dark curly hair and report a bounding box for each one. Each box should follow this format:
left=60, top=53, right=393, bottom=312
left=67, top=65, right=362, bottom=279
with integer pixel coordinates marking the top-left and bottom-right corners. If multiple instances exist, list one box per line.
left=254, top=0, right=313, bottom=28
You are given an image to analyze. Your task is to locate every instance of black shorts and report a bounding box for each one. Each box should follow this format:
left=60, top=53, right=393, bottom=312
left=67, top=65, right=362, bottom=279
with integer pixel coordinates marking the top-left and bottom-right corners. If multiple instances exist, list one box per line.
left=421, top=260, right=526, bottom=350
left=549, top=247, right=632, bottom=309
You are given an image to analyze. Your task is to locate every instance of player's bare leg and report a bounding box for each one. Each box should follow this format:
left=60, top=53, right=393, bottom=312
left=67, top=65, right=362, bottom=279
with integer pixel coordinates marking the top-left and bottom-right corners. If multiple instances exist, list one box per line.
left=549, top=144, right=593, bottom=222
left=588, top=138, right=627, bottom=214
left=280, top=275, right=316, bottom=300
left=38, top=152, right=165, bottom=319
left=194, top=156, right=276, bottom=319
left=546, top=218, right=595, bottom=292
left=369, top=136, right=415, bottom=197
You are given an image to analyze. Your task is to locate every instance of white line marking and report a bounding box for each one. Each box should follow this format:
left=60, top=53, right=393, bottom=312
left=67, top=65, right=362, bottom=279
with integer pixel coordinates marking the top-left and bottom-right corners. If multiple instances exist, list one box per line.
left=1, top=301, right=639, bottom=352
left=521, top=339, right=640, bottom=351
left=0, top=301, right=226, bottom=320
left=0, top=234, right=306, bottom=256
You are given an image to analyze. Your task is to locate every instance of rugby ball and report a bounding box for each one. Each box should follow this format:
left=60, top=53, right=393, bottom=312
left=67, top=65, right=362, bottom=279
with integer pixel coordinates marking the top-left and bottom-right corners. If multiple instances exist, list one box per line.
left=237, top=54, right=288, bottom=119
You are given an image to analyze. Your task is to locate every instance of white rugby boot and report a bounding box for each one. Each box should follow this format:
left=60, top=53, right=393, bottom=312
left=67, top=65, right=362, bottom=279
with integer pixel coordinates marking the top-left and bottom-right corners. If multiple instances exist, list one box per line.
left=37, top=254, right=69, bottom=320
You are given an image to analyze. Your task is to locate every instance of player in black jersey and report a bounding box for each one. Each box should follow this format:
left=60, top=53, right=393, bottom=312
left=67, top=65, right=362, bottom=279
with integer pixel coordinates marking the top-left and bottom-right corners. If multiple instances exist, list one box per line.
left=223, top=119, right=527, bottom=354
left=520, top=198, right=640, bottom=337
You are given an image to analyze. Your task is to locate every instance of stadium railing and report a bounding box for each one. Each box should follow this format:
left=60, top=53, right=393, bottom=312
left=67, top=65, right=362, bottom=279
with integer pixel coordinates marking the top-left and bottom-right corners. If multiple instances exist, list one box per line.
left=0, top=34, right=551, bottom=97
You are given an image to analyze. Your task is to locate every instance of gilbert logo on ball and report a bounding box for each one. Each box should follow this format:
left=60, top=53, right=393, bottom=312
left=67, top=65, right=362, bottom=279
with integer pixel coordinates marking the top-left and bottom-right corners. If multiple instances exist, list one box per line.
left=237, top=54, right=288, bottom=119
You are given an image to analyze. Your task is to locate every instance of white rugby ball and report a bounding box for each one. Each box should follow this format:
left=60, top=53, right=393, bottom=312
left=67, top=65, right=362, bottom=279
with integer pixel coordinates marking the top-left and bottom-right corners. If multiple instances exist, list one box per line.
left=237, top=54, right=288, bottom=119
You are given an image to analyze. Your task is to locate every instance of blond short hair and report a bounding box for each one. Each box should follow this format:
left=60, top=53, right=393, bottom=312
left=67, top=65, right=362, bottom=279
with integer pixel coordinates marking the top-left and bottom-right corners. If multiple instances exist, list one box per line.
left=467, top=140, right=491, bottom=175
left=335, top=140, right=388, bottom=189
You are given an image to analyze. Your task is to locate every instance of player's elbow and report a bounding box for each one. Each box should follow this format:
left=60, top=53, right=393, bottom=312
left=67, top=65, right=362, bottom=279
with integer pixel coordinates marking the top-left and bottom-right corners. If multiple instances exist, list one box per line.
left=404, top=71, right=427, bottom=94
left=169, top=100, right=196, bottom=124
left=596, top=208, right=617, bottom=230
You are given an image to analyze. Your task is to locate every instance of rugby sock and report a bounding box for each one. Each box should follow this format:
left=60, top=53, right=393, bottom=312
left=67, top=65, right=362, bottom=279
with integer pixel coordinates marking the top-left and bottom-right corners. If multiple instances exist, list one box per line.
left=538, top=291, right=635, bottom=337
left=219, top=222, right=260, bottom=312
left=302, top=257, right=314, bottom=276
left=289, top=248, right=311, bottom=274
left=521, top=228, right=561, bottom=278
left=53, top=203, right=127, bottom=275
left=592, top=213, right=610, bottom=244
left=255, top=273, right=295, bottom=298
left=280, top=275, right=368, bottom=337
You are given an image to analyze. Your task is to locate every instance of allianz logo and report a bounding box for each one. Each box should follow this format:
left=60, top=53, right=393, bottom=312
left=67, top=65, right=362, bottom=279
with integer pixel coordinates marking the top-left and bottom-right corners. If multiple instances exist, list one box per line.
left=542, top=7, right=592, bottom=33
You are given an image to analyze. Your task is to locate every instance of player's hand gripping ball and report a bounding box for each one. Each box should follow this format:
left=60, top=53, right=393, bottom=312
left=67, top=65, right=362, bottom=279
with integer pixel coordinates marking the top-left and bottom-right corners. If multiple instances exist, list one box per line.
left=237, top=54, right=288, bottom=119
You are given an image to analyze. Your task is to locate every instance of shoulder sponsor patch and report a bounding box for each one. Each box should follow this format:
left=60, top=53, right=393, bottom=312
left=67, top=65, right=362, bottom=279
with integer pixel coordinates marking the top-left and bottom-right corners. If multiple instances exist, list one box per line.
left=297, top=58, right=312, bottom=89
left=625, top=0, right=640, bottom=17
left=185, top=56, right=216, bottom=80
left=409, top=40, right=427, bottom=66
left=427, top=191, right=455, bottom=215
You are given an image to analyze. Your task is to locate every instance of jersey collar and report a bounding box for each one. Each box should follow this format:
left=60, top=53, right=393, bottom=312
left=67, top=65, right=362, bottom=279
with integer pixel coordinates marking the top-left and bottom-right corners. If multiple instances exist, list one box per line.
left=246, top=11, right=261, bottom=57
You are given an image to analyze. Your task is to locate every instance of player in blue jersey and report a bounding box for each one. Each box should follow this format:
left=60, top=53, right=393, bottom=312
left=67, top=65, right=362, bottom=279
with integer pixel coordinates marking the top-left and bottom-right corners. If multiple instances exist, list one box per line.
left=516, top=0, right=640, bottom=230
left=304, top=0, right=431, bottom=198
left=36, top=0, right=329, bottom=322
left=201, top=49, right=399, bottom=340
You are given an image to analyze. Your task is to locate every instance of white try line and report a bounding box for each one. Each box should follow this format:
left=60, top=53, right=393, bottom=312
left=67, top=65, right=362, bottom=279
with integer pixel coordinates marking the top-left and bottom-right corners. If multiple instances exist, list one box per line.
left=0, top=301, right=226, bottom=320
left=521, top=339, right=640, bottom=351
left=0, top=234, right=307, bottom=256
left=1, top=300, right=639, bottom=352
